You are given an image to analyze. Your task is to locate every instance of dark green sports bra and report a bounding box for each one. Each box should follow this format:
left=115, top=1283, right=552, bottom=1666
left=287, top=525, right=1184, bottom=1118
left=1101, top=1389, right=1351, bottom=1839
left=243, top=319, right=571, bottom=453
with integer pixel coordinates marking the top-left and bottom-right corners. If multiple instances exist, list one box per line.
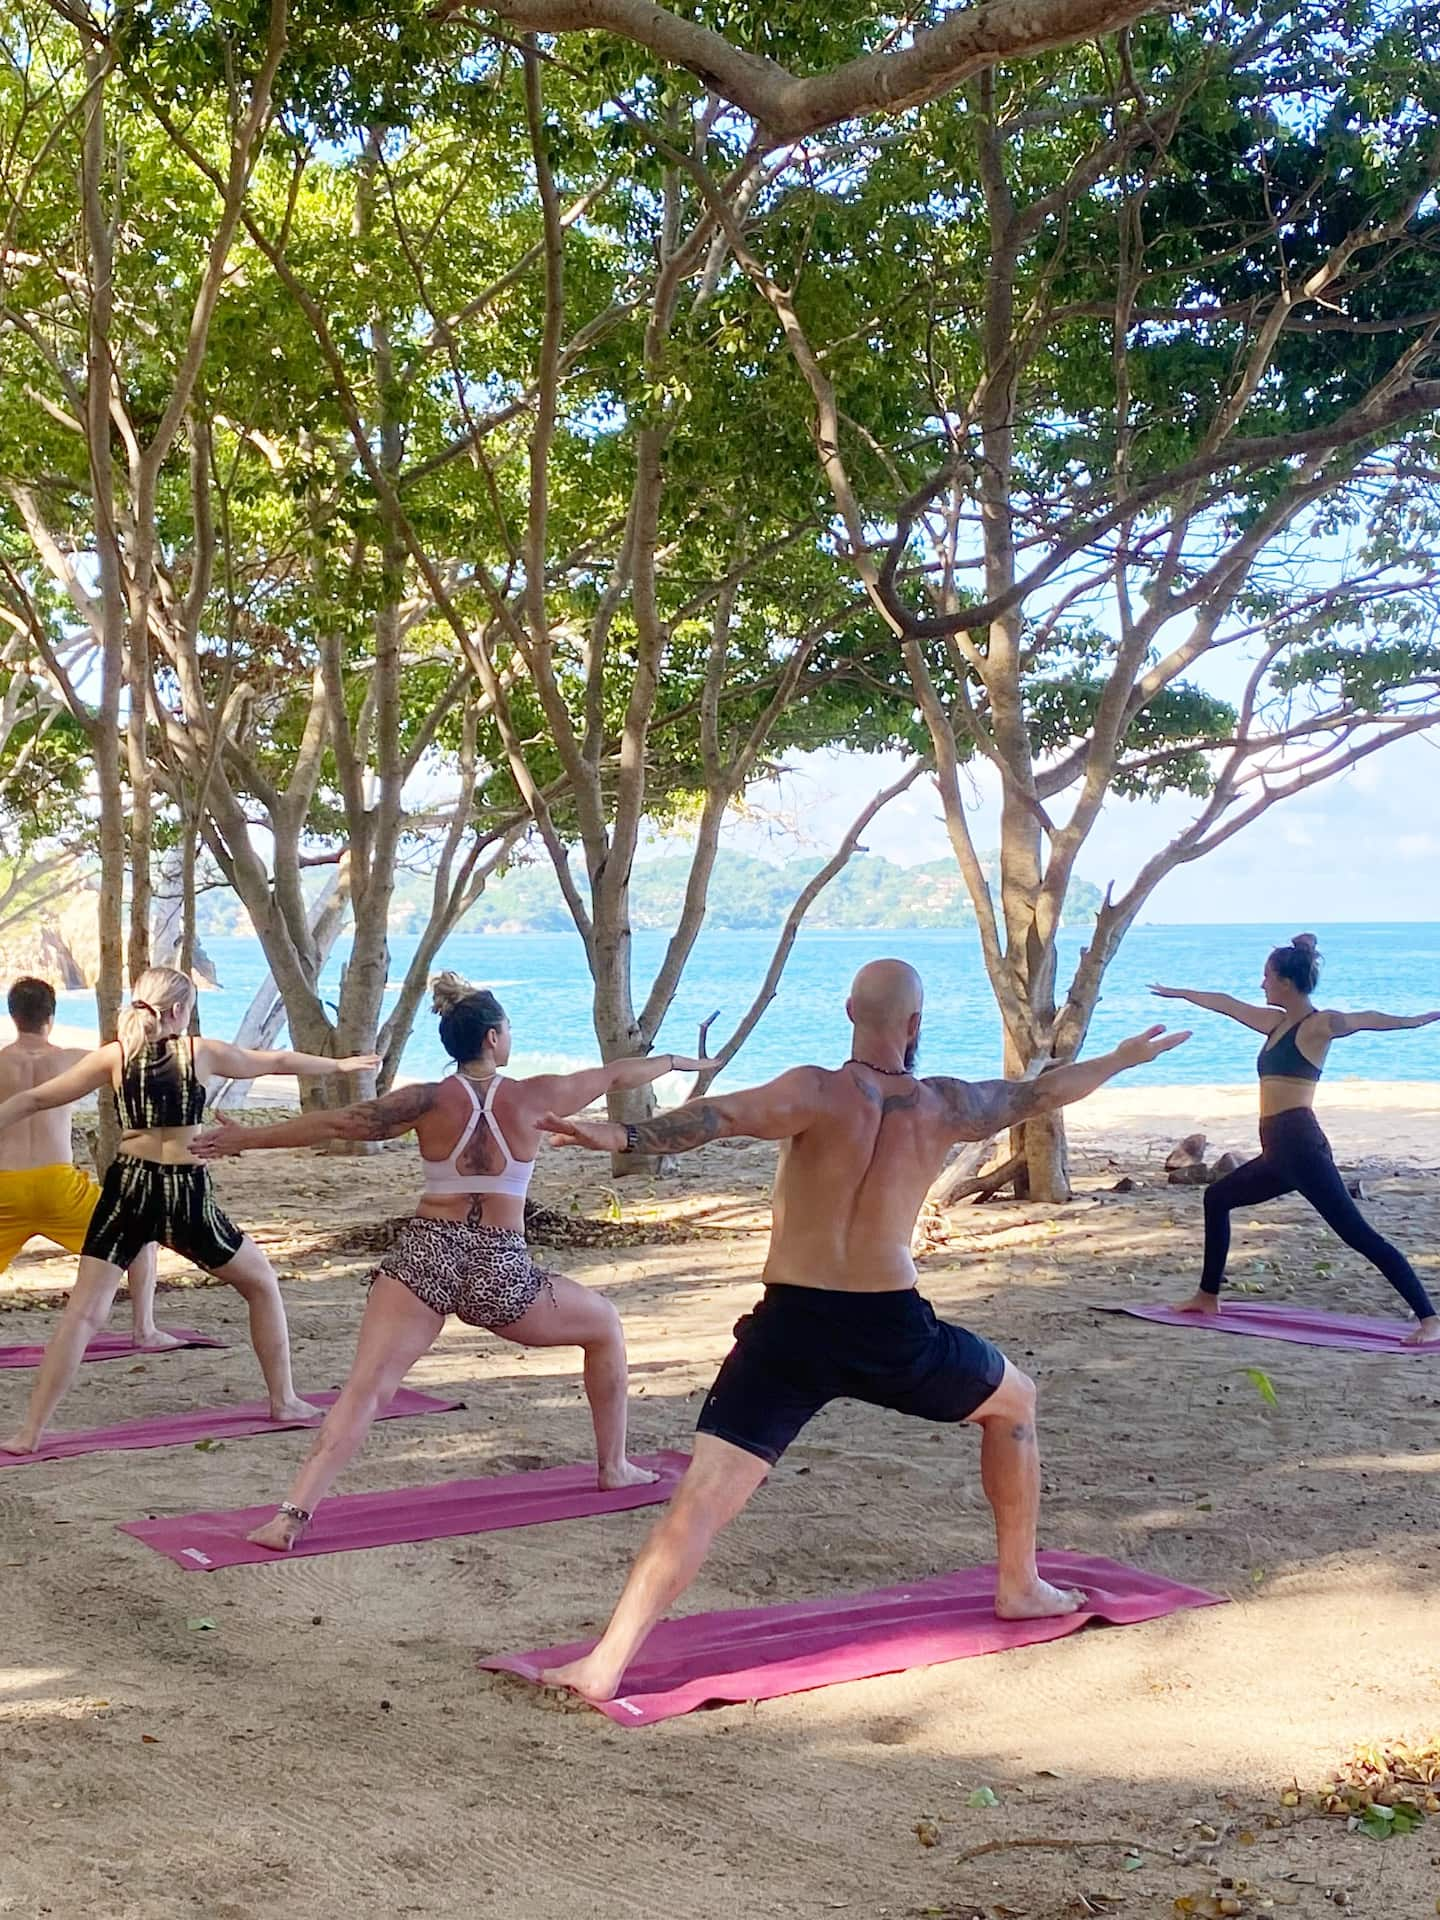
left=1257, top=1018, right=1323, bottom=1083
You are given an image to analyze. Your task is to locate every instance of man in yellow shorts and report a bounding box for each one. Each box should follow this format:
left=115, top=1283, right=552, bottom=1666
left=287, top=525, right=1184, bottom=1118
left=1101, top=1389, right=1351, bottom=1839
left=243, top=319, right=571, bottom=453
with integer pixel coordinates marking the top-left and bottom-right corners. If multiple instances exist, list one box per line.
left=0, top=977, right=171, bottom=1346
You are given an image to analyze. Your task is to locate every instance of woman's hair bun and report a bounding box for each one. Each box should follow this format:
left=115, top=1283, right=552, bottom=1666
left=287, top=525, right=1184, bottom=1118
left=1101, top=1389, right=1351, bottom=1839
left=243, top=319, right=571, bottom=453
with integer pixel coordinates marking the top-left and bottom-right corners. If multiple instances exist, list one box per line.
left=1291, top=932, right=1319, bottom=953
left=430, top=970, right=479, bottom=1015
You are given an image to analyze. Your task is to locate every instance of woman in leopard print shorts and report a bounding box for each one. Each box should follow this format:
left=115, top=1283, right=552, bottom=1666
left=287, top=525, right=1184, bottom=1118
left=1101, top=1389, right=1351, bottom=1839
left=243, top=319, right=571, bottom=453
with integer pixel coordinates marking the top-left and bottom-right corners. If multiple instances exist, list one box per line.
left=194, top=974, right=702, bottom=1549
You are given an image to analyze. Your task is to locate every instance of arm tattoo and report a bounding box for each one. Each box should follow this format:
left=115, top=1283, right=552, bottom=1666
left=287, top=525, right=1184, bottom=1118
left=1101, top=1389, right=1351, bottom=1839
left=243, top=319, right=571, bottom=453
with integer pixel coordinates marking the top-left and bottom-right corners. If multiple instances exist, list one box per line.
left=931, top=1075, right=1045, bottom=1141
left=348, top=1082, right=440, bottom=1140
left=629, top=1102, right=728, bottom=1155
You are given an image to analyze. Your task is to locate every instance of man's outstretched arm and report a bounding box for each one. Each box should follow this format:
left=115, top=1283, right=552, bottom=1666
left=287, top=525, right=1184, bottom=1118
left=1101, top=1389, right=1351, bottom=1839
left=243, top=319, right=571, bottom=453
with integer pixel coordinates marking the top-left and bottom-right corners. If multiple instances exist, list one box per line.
left=932, top=1025, right=1190, bottom=1141
left=543, top=1066, right=825, bottom=1155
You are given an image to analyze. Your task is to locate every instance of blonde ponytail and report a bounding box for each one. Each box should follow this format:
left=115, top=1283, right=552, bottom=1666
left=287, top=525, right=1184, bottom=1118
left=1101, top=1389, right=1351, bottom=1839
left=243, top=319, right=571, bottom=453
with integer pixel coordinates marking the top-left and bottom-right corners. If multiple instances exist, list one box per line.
left=118, top=966, right=194, bottom=1059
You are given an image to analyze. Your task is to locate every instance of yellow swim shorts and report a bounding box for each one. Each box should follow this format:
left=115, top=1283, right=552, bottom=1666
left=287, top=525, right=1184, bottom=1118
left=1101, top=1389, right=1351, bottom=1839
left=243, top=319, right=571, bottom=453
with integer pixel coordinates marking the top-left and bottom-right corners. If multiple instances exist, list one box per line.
left=0, top=1164, right=101, bottom=1272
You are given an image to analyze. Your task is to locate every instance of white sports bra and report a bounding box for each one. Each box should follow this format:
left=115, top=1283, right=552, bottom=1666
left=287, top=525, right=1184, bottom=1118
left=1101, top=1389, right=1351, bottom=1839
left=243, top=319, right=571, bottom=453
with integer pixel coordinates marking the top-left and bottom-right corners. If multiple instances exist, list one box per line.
left=421, top=1074, right=535, bottom=1199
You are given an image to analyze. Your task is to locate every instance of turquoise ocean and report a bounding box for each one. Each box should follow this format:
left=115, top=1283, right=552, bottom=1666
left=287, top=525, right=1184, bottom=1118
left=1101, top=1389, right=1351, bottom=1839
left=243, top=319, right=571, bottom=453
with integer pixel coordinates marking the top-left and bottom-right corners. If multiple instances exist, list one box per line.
left=56, top=921, right=1440, bottom=1089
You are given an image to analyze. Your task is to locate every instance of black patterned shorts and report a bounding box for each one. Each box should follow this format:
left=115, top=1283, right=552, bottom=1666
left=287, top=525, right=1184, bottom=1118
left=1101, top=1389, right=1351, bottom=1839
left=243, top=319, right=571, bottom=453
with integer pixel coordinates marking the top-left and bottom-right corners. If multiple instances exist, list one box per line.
left=373, top=1218, right=556, bottom=1329
left=82, top=1156, right=245, bottom=1273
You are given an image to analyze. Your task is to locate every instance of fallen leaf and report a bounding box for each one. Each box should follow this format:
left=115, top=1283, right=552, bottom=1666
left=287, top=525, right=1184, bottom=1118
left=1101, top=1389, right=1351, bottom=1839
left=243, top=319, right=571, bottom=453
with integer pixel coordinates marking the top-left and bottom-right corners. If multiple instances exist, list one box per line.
left=967, top=1786, right=1001, bottom=1809
left=1244, top=1366, right=1280, bottom=1408
left=914, top=1817, right=942, bottom=1848
left=185, top=1617, right=217, bottom=1632
left=140, top=1734, right=159, bottom=1744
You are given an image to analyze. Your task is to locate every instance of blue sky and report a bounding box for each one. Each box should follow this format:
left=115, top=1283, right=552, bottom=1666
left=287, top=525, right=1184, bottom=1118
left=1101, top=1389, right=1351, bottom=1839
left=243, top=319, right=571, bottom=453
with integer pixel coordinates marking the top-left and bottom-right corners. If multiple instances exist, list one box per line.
left=664, top=732, right=1440, bottom=924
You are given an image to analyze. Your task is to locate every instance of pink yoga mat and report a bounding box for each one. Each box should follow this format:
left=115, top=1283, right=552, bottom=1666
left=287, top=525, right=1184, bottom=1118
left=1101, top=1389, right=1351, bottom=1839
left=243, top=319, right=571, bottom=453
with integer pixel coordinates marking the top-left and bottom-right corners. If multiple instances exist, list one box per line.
left=119, top=1449, right=689, bottom=1570
left=2, top=1387, right=461, bottom=1467
left=483, top=1552, right=1224, bottom=1726
left=0, top=1327, right=225, bottom=1369
left=1099, top=1301, right=1439, bottom=1353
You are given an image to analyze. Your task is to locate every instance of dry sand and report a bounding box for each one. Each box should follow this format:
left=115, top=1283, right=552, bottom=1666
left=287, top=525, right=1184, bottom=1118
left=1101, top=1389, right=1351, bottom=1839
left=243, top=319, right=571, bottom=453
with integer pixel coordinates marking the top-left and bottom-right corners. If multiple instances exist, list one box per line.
left=2, top=1086, right=1438, bottom=1920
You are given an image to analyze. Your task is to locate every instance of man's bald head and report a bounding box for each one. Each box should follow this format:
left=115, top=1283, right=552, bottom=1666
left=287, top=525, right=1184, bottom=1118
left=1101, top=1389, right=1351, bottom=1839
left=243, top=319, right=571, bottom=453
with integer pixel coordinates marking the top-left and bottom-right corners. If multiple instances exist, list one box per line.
left=847, top=959, right=924, bottom=1034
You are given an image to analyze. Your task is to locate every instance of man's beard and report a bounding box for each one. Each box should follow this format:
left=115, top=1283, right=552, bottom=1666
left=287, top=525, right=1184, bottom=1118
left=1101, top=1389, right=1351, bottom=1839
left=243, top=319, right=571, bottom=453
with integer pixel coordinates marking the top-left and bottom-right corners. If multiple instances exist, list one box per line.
left=904, top=1034, right=920, bottom=1073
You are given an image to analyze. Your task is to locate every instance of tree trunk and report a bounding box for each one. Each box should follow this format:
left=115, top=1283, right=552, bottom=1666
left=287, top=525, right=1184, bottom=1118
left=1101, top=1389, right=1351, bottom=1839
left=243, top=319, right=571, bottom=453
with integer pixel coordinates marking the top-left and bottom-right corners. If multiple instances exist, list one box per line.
left=1013, top=1109, right=1070, bottom=1202
left=1003, top=1027, right=1072, bottom=1202
left=81, top=50, right=125, bottom=1173
left=590, top=916, right=665, bottom=1177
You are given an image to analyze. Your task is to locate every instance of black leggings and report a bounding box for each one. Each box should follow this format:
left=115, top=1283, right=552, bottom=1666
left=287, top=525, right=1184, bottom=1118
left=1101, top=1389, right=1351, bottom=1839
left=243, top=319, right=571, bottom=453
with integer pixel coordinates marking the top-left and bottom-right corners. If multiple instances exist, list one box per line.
left=1201, top=1107, right=1435, bottom=1321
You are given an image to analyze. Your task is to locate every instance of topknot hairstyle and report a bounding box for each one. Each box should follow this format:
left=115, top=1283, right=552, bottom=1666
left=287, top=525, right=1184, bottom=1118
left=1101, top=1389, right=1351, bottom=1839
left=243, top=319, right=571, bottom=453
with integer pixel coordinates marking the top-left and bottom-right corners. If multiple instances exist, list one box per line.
left=1267, top=932, right=1322, bottom=996
left=430, top=971, right=506, bottom=1063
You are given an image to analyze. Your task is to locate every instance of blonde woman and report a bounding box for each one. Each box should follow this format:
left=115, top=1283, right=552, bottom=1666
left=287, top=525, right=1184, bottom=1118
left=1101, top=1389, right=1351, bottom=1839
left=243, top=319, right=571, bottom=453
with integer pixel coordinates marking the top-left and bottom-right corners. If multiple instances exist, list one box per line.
left=192, top=972, right=703, bottom=1550
left=0, top=967, right=379, bottom=1454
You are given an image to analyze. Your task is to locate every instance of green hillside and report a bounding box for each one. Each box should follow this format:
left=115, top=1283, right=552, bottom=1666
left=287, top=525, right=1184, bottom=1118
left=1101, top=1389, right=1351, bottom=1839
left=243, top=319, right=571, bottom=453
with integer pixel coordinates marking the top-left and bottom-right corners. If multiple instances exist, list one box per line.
left=391, top=852, right=1103, bottom=935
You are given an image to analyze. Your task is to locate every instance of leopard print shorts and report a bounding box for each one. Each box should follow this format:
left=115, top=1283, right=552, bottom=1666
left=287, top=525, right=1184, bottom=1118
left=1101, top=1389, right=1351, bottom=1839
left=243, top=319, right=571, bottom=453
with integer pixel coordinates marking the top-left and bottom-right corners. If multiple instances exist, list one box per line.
left=373, top=1218, right=556, bottom=1329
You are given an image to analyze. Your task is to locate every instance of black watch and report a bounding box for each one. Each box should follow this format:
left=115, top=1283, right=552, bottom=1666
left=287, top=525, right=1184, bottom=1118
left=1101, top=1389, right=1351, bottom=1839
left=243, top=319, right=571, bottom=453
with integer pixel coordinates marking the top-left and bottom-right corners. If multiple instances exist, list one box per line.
left=622, top=1123, right=640, bottom=1154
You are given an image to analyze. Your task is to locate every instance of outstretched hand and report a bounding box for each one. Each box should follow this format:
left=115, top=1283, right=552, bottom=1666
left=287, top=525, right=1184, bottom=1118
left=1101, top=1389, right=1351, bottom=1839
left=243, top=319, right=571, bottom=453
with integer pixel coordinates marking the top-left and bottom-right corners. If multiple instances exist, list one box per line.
left=542, top=1112, right=628, bottom=1153
left=191, top=1116, right=251, bottom=1160
left=665, top=1054, right=707, bottom=1074
left=339, top=1053, right=383, bottom=1073
left=1114, top=1024, right=1191, bottom=1069
left=1148, top=983, right=1185, bottom=999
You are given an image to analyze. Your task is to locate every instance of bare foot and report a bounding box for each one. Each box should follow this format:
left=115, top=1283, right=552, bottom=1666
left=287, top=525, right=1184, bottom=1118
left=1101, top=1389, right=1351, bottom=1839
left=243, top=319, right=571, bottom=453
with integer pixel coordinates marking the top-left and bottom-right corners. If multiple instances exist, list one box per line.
left=269, top=1397, right=325, bottom=1424
left=597, top=1459, right=660, bottom=1492
left=1173, top=1291, right=1221, bottom=1317
left=134, top=1328, right=185, bottom=1352
left=245, top=1511, right=305, bottom=1552
left=1403, top=1317, right=1440, bottom=1347
left=994, top=1578, right=1088, bottom=1620
left=540, top=1652, right=622, bottom=1702
left=0, top=1430, right=41, bottom=1457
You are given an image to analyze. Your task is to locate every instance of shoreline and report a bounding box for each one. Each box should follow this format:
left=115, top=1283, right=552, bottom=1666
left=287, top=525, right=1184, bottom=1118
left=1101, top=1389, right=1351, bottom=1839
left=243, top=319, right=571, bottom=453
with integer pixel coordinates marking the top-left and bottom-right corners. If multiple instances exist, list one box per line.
left=28, top=1020, right=1440, bottom=1163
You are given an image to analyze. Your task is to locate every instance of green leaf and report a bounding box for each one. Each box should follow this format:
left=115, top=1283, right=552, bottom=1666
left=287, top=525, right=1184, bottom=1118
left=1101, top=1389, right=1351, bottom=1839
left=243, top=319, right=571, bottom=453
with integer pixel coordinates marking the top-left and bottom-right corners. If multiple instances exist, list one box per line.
left=1244, top=1368, right=1280, bottom=1409
left=185, top=1618, right=217, bottom=1632
left=966, top=1786, right=1000, bottom=1809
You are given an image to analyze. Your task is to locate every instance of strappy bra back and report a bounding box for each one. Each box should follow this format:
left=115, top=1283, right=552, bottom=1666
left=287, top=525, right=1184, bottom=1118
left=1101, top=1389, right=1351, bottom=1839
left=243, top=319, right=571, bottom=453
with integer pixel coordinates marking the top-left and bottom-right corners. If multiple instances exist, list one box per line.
left=117, top=1036, right=208, bottom=1130
left=421, top=1073, right=536, bottom=1198
left=1257, top=1015, right=1324, bottom=1083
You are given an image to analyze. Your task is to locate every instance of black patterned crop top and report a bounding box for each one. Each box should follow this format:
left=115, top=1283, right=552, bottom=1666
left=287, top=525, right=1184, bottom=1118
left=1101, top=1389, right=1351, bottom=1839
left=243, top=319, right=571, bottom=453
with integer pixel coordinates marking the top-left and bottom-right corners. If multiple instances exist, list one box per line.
left=117, top=1036, right=208, bottom=1130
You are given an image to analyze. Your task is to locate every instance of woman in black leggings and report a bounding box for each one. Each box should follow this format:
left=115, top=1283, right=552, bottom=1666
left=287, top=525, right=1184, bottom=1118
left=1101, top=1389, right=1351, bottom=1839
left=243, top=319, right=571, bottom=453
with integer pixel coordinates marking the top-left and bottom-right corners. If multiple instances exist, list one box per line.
left=1151, top=935, right=1440, bottom=1344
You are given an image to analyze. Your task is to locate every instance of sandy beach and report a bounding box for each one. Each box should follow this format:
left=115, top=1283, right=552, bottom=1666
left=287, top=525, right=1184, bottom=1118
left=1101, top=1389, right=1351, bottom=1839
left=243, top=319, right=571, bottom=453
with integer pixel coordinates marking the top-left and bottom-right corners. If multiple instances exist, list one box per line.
left=2, top=1083, right=1438, bottom=1919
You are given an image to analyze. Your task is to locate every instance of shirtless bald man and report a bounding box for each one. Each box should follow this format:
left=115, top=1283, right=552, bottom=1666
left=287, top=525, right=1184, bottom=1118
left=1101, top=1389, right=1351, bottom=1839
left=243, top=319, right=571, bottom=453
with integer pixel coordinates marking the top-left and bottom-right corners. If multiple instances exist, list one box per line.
left=0, top=978, right=166, bottom=1347
left=538, top=959, right=1189, bottom=1701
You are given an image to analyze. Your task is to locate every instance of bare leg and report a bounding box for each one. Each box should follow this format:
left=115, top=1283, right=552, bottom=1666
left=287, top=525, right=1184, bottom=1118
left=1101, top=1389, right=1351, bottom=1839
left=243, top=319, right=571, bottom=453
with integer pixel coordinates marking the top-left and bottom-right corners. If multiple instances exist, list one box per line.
left=542, top=1433, right=770, bottom=1701
left=126, top=1244, right=181, bottom=1349
left=247, top=1274, right=443, bottom=1550
left=494, top=1272, right=654, bottom=1490
left=209, top=1236, right=321, bottom=1426
left=1, top=1255, right=125, bottom=1452
left=967, top=1362, right=1084, bottom=1620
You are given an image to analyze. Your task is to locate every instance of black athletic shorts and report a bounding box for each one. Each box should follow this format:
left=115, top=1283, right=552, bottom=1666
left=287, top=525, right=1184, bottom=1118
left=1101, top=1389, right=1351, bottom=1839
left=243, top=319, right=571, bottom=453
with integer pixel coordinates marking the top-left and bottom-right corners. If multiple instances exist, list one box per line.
left=82, top=1156, right=245, bottom=1273
left=696, top=1283, right=1008, bottom=1466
